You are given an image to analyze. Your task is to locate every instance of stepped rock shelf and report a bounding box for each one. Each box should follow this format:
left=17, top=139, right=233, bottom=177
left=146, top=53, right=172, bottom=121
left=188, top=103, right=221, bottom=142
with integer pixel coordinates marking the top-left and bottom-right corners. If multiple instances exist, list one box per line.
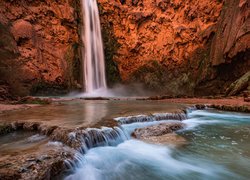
left=0, top=98, right=249, bottom=179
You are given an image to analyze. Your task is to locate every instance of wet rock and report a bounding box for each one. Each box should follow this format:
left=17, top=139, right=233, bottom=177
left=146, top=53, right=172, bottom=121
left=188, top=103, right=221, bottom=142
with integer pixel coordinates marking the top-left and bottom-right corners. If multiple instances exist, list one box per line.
left=50, top=127, right=125, bottom=150
left=209, top=104, right=250, bottom=113
left=0, top=148, right=74, bottom=180
left=23, top=122, right=41, bottom=131
left=132, top=122, right=184, bottom=138
left=140, top=133, right=187, bottom=146
left=38, top=125, right=58, bottom=136
left=132, top=122, right=186, bottom=145
left=0, top=169, right=21, bottom=180
left=50, top=127, right=80, bottom=148
left=195, top=104, right=206, bottom=110
left=16, top=96, right=52, bottom=105
left=115, top=112, right=187, bottom=125
left=80, top=97, right=110, bottom=100
left=0, top=124, right=14, bottom=135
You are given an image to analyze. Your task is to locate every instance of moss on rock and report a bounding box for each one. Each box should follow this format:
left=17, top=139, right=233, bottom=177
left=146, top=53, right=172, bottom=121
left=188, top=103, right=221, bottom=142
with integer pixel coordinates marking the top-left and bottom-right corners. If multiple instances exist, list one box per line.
left=131, top=60, right=167, bottom=90
left=102, top=25, right=121, bottom=86
left=98, top=2, right=121, bottom=87
left=30, top=81, right=69, bottom=96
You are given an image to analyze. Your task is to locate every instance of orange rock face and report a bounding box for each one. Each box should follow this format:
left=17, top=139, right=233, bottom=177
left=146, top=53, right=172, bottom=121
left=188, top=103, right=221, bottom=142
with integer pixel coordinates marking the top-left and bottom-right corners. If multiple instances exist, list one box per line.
left=99, top=0, right=249, bottom=95
left=210, top=0, right=250, bottom=65
left=0, top=0, right=81, bottom=96
left=99, top=0, right=223, bottom=80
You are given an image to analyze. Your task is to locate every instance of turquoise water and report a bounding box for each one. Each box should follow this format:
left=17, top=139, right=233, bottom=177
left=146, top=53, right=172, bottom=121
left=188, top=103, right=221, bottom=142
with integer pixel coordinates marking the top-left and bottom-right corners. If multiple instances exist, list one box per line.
left=65, top=110, right=250, bottom=180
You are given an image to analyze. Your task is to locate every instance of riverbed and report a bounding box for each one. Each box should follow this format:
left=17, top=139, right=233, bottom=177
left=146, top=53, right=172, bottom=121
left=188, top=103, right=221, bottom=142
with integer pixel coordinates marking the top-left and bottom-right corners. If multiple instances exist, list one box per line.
left=0, top=99, right=249, bottom=179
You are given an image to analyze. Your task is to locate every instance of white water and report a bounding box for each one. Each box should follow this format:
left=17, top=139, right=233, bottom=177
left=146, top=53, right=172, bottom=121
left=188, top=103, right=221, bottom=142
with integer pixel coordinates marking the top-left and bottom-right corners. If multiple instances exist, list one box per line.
left=65, top=110, right=250, bottom=180
left=82, top=0, right=107, bottom=93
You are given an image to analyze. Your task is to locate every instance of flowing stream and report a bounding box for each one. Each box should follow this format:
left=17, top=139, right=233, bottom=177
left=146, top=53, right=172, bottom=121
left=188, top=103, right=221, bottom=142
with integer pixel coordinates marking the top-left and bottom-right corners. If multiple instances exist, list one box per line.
left=81, top=0, right=107, bottom=93
left=65, top=109, right=250, bottom=180
left=0, top=101, right=249, bottom=179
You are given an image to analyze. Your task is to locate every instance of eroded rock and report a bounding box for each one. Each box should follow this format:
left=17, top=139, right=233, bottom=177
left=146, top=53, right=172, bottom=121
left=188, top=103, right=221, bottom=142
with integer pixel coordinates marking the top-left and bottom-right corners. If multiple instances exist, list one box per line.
left=11, top=20, right=34, bottom=42
left=132, top=122, right=184, bottom=138
left=226, top=71, right=250, bottom=96
left=0, top=145, right=74, bottom=180
left=16, top=96, right=52, bottom=105
left=139, top=133, right=187, bottom=146
left=132, top=122, right=186, bottom=145
left=0, top=0, right=81, bottom=97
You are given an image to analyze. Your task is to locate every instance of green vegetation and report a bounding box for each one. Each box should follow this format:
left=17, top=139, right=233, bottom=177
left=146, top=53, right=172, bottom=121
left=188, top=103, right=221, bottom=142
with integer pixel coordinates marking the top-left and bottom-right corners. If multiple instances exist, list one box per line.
left=64, top=43, right=81, bottom=90
left=0, top=124, right=13, bottom=135
left=97, top=2, right=122, bottom=86
left=16, top=97, right=52, bottom=105
left=101, top=23, right=121, bottom=86
left=30, top=81, right=68, bottom=96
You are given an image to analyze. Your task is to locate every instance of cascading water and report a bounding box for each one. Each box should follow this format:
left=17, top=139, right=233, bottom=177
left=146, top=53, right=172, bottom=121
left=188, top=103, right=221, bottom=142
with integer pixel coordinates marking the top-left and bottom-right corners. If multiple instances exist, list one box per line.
left=81, top=0, right=107, bottom=93
left=64, top=108, right=250, bottom=180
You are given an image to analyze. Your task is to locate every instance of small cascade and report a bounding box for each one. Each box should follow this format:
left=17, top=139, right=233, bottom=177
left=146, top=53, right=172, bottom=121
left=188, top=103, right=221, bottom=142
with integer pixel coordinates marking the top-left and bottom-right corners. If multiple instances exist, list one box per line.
left=81, top=0, right=107, bottom=93
left=79, top=127, right=128, bottom=152
left=114, top=112, right=187, bottom=124
left=153, top=112, right=187, bottom=121
left=64, top=127, right=129, bottom=154
left=63, top=127, right=129, bottom=172
left=62, top=108, right=195, bottom=175
left=186, top=104, right=208, bottom=112
left=63, top=108, right=250, bottom=180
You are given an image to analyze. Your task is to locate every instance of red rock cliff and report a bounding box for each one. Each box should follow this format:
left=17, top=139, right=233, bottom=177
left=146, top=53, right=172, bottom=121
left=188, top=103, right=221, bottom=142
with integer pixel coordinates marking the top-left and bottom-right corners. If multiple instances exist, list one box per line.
left=99, top=0, right=250, bottom=96
left=0, top=0, right=81, bottom=98
left=0, top=0, right=249, bottom=98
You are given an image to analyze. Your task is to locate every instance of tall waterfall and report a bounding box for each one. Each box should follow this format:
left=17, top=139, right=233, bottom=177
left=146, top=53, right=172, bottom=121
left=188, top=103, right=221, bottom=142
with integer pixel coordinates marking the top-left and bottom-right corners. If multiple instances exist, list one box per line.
left=81, top=0, right=107, bottom=93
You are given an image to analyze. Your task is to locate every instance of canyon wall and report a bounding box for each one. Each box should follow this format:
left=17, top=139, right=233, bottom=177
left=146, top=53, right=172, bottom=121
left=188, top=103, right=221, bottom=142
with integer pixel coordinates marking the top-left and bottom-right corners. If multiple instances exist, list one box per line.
left=0, top=0, right=81, bottom=99
left=99, top=0, right=250, bottom=96
left=0, top=0, right=249, bottom=98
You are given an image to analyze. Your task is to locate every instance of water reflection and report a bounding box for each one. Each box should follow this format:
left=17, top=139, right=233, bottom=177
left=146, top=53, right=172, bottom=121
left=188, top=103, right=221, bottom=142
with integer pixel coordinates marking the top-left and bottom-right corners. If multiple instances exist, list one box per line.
left=0, top=100, right=184, bottom=128
left=83, top=101, right=108, bottom=125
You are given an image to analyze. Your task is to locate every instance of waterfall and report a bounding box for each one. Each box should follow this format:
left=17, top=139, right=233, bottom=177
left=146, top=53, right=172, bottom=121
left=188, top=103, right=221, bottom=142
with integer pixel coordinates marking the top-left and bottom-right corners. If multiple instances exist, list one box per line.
left=81, top=0, right=107, bottom=93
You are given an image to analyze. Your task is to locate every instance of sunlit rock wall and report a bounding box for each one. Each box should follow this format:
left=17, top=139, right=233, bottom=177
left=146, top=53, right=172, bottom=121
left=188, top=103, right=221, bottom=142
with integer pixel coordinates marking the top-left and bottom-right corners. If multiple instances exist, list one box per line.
left=0, top=0, right=81, bottom=97
left=98, top=0, right=250, bottom=96
left=0, top=0, right=249, bottom=98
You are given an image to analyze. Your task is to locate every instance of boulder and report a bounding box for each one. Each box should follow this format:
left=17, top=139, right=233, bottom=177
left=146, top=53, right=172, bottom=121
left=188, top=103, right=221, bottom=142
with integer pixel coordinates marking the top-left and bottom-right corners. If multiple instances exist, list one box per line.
left=226, top=71, right=250, bottom=96
left=132, top=122, right=184, bottom=138
left=132, top=122, right=186, bottom=145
